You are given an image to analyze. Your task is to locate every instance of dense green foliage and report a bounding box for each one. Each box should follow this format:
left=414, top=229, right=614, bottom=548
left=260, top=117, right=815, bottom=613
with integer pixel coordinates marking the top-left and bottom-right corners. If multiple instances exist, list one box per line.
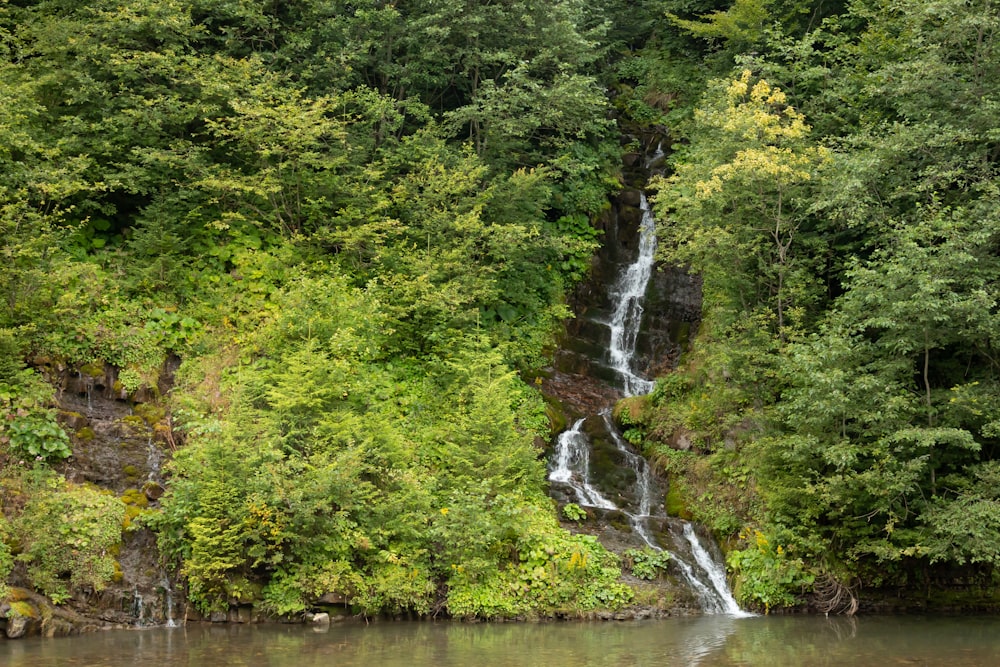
left=633, top=0, right=1000, bottom=611
left=0, top=0, right=638, bottom=617
left=3, top=0, right=997, bottom=618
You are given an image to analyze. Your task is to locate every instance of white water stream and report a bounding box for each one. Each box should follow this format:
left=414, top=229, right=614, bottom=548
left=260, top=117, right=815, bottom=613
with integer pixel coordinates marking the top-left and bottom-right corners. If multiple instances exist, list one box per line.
left=548, top=194, right=748, bottom=615
left=606, top=194, right=657, bottom=396
left=161, top=576, right=178, bottom=628
left=549, top=418, right=618, bottom=511
left=683, top=524, right=748, bottom=616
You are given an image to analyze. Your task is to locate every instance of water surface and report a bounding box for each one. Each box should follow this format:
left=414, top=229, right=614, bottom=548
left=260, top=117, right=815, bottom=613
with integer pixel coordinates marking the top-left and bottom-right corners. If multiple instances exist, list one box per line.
left=4, top=615, right=1000, bottom=666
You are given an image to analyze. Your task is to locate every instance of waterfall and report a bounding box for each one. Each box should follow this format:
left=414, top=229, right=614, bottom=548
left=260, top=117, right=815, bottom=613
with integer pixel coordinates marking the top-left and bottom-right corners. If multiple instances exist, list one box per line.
left=606, top=195, right=657, bottom=397
left=549, top=419, right=618, bottom=510
left=131, top=587, right=145, bottom=625
left=601, top=411, right=654, bottom=517
left=161, top=576, right=178, bottom=628
left=645, top=141, right=666, bottom=170
left=146, top=436, right=162, bottom=480
left=682, top=524, right=750, bottom=617
left=548, top=191, right=748, bottom=616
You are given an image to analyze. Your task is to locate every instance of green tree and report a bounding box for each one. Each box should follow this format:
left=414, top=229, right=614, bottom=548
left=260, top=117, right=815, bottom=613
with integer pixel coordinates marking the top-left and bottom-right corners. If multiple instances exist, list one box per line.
left=655, top=70, right=830, bottom=340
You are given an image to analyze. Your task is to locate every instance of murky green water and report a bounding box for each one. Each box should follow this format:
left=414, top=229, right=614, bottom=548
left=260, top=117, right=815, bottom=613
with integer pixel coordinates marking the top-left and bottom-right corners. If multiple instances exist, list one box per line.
left=3, top=615, right=1000, bottom=666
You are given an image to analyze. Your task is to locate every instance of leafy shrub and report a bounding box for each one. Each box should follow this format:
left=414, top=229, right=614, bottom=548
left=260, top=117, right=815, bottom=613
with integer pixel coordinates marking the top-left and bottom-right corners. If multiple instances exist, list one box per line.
left=444, top=505, right=634, bottom=618
left=562, top=503, right=587, bottom=521
left=728, top=529, right=814, bottom=612
left=0, top=516, right=12, bottom=601
left=623, top=547, right=671, bottom=580
left=10, top=470, right=125, bottom=603
left=4, top=411, right=72, bottom=463
left=0, top=365, right=73, bottom=464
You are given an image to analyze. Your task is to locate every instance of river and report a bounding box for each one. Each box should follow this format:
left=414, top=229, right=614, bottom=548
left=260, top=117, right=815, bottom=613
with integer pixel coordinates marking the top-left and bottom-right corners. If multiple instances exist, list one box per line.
left=4, top=616, right=1000, bottom=666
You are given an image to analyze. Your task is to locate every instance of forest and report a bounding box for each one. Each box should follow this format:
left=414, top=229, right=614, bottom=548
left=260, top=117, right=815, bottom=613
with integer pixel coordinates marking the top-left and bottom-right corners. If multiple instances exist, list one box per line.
left=0, top=0, right=998, bottom=620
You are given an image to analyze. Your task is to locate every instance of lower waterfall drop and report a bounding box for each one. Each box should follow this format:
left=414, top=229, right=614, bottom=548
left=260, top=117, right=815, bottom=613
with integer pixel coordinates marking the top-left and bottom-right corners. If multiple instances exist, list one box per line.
left=131, top=586, right=145, bottom=625
left=682, top=524, right=749, bottom=616
left=161, top=576, right=178, bottom=628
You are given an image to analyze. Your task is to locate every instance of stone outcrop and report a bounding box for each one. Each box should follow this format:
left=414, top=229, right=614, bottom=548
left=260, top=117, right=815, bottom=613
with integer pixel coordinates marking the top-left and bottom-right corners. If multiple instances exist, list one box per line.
left=0, top=589, right=108, bottom=638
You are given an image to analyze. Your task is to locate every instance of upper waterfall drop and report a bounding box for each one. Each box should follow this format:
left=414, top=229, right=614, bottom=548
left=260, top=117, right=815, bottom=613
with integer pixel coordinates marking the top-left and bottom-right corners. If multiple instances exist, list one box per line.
left=606, top=194, right=657, bottom=397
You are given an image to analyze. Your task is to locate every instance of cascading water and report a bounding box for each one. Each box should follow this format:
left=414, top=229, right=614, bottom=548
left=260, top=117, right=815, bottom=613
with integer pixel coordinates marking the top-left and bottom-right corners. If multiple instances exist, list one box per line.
left=682, top=524, right=747, bottom=616
left=645, top=141, right=666, bottom=170
left=606, top=194, right=657, bottom=397
left=131, top=586, right=145, bottom=625
left=549, top=419, right=617, bottom=511
left=161, top=576, right=178, bottom=628
left=548, top=193, right=748, bottom=616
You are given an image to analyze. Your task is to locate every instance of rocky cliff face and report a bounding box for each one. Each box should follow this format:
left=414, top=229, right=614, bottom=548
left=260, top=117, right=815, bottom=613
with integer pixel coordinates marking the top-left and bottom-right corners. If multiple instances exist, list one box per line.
left=12, top=358, right=184, bottom=633
left=546, top=127, right=701, bottom=416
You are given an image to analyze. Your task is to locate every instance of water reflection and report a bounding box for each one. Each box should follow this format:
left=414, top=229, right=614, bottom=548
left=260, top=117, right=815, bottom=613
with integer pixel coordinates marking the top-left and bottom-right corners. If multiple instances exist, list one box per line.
left=3, top=615, right=1000, bottom=666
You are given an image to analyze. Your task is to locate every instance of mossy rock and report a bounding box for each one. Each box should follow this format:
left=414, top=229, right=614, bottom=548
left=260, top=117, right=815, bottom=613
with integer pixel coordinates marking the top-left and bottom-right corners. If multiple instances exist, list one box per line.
left=133, top=403, right=166, bottom=426
left=4, top=600, right=41, bottom=638
left=60, top=411, right=88, bottom=430
left=119, top=415, right=147, bottom=433
left=544, top=396, right=569, bottom=436
left=664, top=482, right=693, bottom=520
left=122, top=464, right=141, bottom=480
left=121, top=488, right=149, bottom=507
left=8, top=600, right=39, bottom=619
left=142, top=481, right=165, bottom=501
left=613, top=395, right=649, bottom=427
left=75, top=426, right=96, bottom=441
left=122, top=504, right=145, bottom=530
left=79, top=362, right=106, bottom=378
left=6, top=587, right=32, bottom=603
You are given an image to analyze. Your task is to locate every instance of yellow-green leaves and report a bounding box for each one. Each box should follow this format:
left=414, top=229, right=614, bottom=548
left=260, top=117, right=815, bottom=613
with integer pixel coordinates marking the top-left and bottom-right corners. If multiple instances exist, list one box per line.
left=655, top=71, right=829, bottom=340
left=716, top=71, right=809, bottom=141
left=668, top=0, right=772, bottom=49
left=693, top=71, right=829, bottom=200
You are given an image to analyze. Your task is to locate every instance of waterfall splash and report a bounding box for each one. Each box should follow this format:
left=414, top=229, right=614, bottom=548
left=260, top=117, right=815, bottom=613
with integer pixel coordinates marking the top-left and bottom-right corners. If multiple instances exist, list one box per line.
left=131, top=586, right=145, bottom=625
left=549, top=419, right=617, bottom=511
left=161, top=576, right=178, bottom=628
left=548, top=193, right=748, bottom=616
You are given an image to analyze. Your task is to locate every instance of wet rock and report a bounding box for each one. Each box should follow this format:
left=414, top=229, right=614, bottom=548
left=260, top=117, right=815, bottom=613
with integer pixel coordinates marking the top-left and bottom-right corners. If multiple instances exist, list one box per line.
left=60, top=410, right=89, bottom=431
left=616, top=203, right=642, bottom=233
left=318, top=592, right=348, bottom=605
left=142, top=481, right=165, bottom=501
left=539, top=371, right=620, bottom=417
left=43, top=615, right=80, bottom=638
left=229, top=606, right=254, bottom=623
left=0, top=591, right=104, bottom=638
left=6, top=612, right=37, bottom=639
left=617, top=189, right=643, bottom=208
left=670, top=429, right=694, bottom=451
